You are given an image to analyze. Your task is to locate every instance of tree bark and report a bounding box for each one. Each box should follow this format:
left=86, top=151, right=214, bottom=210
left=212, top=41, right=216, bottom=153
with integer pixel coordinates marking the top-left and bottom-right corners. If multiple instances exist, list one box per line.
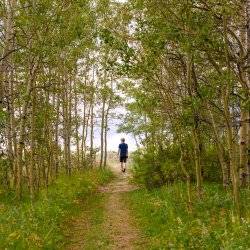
left=99, top=98, right=106, bottom=168
left=180, top=147, right=192, bottom=209
left=74, top=88, right=80, bottom=170
left=223, top=16, right=241, bottom=219
left=187, top=55, right=203, bottom=197
left=90, top=100, right=94, bottom=168
left=103, top=100, right=111, bottom=168
left=208, top=107, right=229, bottom=187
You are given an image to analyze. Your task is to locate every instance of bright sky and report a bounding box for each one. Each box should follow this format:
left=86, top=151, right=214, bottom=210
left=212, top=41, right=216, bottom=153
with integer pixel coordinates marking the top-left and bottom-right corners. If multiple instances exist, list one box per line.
left=107, top=132, right=137, bottom=152
left=92, top=125, right=137, bottom=152
left=107, top=103, right=137, bottom=151
left=93, top=107, right=138, bottom=152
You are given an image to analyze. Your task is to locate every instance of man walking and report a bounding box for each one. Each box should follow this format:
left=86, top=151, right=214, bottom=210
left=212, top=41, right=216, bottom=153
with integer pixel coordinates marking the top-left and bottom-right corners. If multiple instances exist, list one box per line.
left=118, top=138, right=128, bottom=173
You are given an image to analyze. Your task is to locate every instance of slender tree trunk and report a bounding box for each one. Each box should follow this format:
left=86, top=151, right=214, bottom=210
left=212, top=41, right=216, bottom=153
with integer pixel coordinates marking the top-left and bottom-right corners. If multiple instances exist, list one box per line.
left=99, top=98, right=106, bottom=168
left=180, top=147, right=192, bottom=209
left=2, top=0, right=16, bottom=189
left=192, top=125, right=202, bottom=197
left=67, top=80, right=72, bottom=175
left=208, top=107, right=229, bottom=187
left=90, top=100, right=94, bottom=168
left=237, top=1, right=250, bottom=187
left=187, top=55, right=203, bottom=197
left=5, top=70, right=13, bottom=189
left=244, top=0, right=250, bottom=185
left=44, top=91, right=51, bottom=187
left=239, top=108, right=249, bottom=186
left=29, top=84, right=36, bottom=199
left=84, top=106, right=91, bottom=159
left=224, top=99, right=240, bottom=218
left=62, top=77, right=71, bottom=175
left=103, top=101, right=110, bottom=168
left=16, top=100, right=28, bottom=199
left=54, top=93, right=60, bottom=177
left=223, top=16, right=241, bottom=219
left=81, top=99, right=86, bottom=165
left=16, top=58, right=38, bottom=199
left=74, top=90, right=80, bottom=170
left=10, top=73, right=17, bottom=188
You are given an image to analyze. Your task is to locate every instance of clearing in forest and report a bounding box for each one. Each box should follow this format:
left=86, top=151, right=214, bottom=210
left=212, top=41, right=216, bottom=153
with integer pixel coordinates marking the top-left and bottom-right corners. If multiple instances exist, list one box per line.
left=64, top=166, right=145, bottom=250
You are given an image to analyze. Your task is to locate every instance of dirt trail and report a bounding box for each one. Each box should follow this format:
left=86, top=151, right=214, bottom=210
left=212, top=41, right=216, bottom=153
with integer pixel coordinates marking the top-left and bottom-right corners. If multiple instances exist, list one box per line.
left=64, top=165, right=144, bottom=250
left=99, top=165, right=143, bottom=250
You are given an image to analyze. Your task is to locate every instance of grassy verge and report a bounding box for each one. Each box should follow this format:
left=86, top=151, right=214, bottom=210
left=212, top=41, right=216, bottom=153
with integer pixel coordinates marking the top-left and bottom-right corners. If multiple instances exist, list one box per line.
left=125, top=183, right=250, bottom=250
left=0, top=169, right=113, bottom=249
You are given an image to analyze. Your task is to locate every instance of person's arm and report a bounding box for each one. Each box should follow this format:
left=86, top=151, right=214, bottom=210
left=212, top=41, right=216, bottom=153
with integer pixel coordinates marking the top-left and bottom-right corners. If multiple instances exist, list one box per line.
left=118, top=145, right=120, bottom=157
left=126, top=144, right=128, bottom=157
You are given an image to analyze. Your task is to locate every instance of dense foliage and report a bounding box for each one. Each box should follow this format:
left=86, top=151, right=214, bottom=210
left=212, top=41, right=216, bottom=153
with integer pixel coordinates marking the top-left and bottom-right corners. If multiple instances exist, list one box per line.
left=131, top=143, right=222, bottom=189
left=115, top=0, right=250, bottom=221
left=0, top=0, right=120, bottom=200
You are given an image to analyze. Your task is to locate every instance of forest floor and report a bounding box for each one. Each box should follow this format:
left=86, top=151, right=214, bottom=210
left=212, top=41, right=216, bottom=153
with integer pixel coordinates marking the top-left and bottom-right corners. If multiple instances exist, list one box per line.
left=64, top=165, right=146, bottom=250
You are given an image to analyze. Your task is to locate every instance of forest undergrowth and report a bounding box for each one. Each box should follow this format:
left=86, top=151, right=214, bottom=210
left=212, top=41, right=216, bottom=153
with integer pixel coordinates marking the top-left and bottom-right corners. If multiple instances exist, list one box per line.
left=126, top=183, right=250, bottom=250
left=0, top=169, right=113, bottom=249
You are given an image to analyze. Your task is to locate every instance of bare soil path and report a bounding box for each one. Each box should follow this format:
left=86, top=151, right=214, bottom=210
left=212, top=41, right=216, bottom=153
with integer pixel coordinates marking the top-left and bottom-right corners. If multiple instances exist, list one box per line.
left=99, top=166, right=143, bottom=250
left=64, top=165, right=145, bottom=250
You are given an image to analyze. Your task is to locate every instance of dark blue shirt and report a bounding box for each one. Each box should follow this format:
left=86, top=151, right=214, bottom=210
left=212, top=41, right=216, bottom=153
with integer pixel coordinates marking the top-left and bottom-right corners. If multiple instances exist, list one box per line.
left=119, top=143, right=128, bottom=157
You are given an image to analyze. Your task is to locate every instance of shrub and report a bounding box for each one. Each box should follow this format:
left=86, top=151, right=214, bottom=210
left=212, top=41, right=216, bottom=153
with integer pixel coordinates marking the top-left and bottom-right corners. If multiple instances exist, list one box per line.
left=131, top=144, right=184, bottom=189
left=131, top=142, right=222, bottom=189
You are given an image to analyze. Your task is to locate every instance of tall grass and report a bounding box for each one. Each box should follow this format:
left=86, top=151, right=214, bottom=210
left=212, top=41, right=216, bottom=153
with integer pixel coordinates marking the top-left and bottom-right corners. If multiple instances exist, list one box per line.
left=126, top=183, right=250, bottom=249
left=0, top=169, right=113, bottom=249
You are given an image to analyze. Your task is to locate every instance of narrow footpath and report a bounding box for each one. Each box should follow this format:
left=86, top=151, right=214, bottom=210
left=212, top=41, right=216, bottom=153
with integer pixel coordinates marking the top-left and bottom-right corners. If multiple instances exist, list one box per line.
left=64, top=166, right=145, bottom=250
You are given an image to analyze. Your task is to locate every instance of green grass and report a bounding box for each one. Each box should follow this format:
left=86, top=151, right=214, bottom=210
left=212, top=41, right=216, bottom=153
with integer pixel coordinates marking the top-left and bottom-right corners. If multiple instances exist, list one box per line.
left=0, top=169, right=113, bottom=249
left=125, top=183, right=250, bottom=250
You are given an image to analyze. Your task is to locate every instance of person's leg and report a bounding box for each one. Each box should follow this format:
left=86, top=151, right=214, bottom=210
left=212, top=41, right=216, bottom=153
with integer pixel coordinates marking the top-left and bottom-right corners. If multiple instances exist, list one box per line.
left=120, top=157, right=127, bottom=172
left=123, top=157, right=127, bottom=172
left=119, top=157, right=124, bottom=172
left=120, top=161, right=123, bottom=172
left=122, top=159, right=125, bottom=172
